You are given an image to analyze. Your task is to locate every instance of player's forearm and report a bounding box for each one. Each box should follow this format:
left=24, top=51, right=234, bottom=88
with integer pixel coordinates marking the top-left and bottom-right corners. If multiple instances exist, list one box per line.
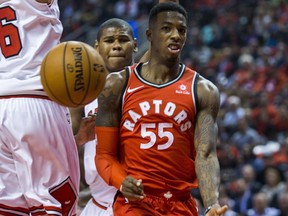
left=95, top=126, right=127, bottom=189
left=195, top=154, right=220, bottom=208
left=95, top=153, right=126, bottom=189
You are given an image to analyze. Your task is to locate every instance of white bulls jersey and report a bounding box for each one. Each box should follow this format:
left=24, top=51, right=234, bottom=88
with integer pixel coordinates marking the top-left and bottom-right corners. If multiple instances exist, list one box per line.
left=0, top=0, right=62, bottom=96
left=81, top=99, right=116, bottom=215
left=0, top=1, right=79, bottom=215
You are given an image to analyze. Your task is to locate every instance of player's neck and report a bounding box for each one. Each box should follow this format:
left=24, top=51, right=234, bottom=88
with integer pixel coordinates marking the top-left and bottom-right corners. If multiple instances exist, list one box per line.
left=141, top=61, right=180, bottom=85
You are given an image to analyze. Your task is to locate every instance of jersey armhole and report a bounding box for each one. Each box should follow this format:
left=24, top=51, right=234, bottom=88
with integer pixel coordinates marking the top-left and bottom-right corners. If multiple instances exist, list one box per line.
left=193, top=73, right=200, bottom=114
left=119, top=66, right=130, bottom=113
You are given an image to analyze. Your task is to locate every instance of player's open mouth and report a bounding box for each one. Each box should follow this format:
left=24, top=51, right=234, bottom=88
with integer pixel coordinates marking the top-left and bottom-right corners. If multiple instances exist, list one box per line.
left=168, top=44, right=180, bottom=54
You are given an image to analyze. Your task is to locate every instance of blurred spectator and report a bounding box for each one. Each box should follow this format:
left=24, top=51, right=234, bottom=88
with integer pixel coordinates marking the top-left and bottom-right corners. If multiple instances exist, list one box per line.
left=217, top=142, right=240, bottom=183
left=272, top=137, right=288, bottom=172
left=114, top=0, right=139, bottom=20
left=231, top=116, right=263, bottom=151
left=219, top=196, right=238, bottom=216
left=231, top=178, right=254, bottom=215
left=241, top=164, right=262, bottom=194
left=189, top=33, right=212, bottom=69
left=250, top=92, right=279, bottom=140
left=247, top=192, right=280, bottom=216
left=259, top=166, right=285, bottom=205
left=239, top=144, right=266, bottom=174
left=270, top=171, right=288, bottom=209
left=216, top=46, right=237, bottom=89
left=234, top=53, right=257, bottom=90
left=276, top=192, right=288, bottom=216
left=222, top=95, right=245, bottom=133
left=79, top=3, right=99, bottom=26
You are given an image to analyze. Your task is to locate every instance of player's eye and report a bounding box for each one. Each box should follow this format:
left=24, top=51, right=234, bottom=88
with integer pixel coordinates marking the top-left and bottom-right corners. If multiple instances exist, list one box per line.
left=104, top=39, right=114, bottom=43
left=162, top=26, right=171, bottom=32
left=119, top=38, right=130, bottom=43
left=178, top=28, right=186, bottom=35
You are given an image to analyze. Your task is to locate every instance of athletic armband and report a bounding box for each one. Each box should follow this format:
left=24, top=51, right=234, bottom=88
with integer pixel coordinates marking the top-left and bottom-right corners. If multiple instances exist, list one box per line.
left=95, top=126, right=126, bottom=189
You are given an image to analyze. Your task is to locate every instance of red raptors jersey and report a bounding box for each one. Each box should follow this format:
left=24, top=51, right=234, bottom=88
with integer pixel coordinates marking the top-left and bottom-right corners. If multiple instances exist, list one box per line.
left=120, top=63, right=199, bottom=193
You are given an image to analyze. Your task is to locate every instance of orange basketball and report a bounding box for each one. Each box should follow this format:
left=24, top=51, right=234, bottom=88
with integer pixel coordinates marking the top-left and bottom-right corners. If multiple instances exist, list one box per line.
left=40, top=41, right=107, bottom=107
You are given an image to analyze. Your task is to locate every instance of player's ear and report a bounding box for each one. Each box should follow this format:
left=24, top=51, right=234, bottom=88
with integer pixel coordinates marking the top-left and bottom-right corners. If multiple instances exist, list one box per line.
left=133, top=38, right=138, bottom=53
left=146, top=29, right=152, bottom=42
left=94, top=40, right=99, bottom=51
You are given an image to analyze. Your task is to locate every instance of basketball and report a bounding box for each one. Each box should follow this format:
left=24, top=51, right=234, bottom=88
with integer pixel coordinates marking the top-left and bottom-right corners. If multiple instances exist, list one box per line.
left=40, top=41, right=107, bottom=107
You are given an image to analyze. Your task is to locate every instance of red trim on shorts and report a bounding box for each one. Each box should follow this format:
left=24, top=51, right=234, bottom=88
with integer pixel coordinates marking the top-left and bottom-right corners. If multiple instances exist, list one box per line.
left=30, top=205, right=62, bottom=216
left=0, top=203, right=62, bottom=216
left=0, top=203, right=29, bottom=216
left=0, top=95, right=50, bottom=100
left=92, top=198, right=108, bottom=210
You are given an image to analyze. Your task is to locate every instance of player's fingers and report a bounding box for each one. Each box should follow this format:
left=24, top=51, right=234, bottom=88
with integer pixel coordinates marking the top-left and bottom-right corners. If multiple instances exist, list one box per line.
left=81, top=117, right=95, bottom=127
left=216, top=205, right=229, bottom=214
left=87, top=112, right=97, bottom=117
left=122, top=191, right=144, bottom=201
left=124, top=181, right=143, bottom=195
left=122, top=177, right=144, bottom=195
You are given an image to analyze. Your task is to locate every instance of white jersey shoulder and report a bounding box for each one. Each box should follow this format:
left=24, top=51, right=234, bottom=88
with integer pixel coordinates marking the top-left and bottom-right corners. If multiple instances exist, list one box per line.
left=0, top=0, right=62, bottom=96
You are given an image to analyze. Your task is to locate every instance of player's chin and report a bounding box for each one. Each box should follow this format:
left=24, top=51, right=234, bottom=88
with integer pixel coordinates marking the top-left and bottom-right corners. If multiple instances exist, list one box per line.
left=107, top=60, right=126, bottom=72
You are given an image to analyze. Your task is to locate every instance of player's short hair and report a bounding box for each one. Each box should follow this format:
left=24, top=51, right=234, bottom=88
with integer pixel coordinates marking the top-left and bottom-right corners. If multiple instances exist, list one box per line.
left=97, top=18, right=134, bottom=41
left=148, top=2, right=188, bottom=27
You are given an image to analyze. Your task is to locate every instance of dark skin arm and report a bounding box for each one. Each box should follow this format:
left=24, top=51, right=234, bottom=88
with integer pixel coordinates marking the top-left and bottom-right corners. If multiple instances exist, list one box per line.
left=194, top=76, right=228, bottom=216
left=95, top=71, right=144, bottom=201
left=96, top=72, right=124, bottom=127
left=69, top=107, right=97, bottom=148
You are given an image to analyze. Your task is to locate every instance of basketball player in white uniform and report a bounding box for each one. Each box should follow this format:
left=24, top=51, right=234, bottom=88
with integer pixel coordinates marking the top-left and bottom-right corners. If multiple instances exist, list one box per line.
left=71, top=18, right=138, bottom=216
left=0, top=0, right=79, bottom=215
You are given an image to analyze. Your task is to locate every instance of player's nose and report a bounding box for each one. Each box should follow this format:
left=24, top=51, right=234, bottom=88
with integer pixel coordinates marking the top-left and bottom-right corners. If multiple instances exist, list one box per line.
left=112, top=40, right=122, bottom=50
left=170, top=28, right=181, bottom=41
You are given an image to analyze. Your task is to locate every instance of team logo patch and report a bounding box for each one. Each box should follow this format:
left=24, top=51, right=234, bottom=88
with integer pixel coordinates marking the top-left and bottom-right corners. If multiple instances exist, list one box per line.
left=175, top=84, right=190, bottom=95
left=164, top=191, right=173, bottom=199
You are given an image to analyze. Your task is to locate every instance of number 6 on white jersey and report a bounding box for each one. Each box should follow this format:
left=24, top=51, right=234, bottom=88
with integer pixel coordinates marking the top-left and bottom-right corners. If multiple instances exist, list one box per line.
left=140, top=123, right=174, bottom=150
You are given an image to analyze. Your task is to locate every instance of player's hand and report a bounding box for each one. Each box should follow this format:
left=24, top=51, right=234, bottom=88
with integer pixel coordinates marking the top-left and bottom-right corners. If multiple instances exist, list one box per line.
left=74, top=112, right=97, bottom=147
left=120, top=176, right=145, bottom=201
left=205, top=204, right=228, bottom=216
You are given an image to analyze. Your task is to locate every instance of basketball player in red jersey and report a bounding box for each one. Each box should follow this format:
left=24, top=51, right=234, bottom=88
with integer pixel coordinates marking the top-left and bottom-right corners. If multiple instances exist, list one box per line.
left=95, top=2, right=228, bottom=216
left=0, top=0, right=79, bottom=215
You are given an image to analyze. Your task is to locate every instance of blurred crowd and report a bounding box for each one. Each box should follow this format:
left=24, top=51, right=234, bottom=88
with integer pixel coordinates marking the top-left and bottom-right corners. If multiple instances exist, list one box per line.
left=59, top=0, right=288, bottom=215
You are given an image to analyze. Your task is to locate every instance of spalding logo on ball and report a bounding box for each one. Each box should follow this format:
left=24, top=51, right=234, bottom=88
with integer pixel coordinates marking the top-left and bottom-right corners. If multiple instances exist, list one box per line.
left=40, top=41, right=107, bottom=107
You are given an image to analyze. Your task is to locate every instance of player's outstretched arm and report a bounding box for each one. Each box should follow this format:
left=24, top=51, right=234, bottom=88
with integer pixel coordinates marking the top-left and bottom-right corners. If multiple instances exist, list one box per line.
left=95, top=71, right=127, bottom=189
left=194, top=76, right=228, bottom=216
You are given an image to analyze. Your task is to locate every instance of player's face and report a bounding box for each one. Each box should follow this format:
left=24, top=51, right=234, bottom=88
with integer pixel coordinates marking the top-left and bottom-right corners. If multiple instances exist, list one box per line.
left=96, top=27, right=137, bottom=72
left=148, top=11, right=187, bottom=60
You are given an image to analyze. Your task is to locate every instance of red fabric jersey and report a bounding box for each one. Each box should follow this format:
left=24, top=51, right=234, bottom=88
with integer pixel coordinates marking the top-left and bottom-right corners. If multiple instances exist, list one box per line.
left=120, top=63, right=199, bottom=193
